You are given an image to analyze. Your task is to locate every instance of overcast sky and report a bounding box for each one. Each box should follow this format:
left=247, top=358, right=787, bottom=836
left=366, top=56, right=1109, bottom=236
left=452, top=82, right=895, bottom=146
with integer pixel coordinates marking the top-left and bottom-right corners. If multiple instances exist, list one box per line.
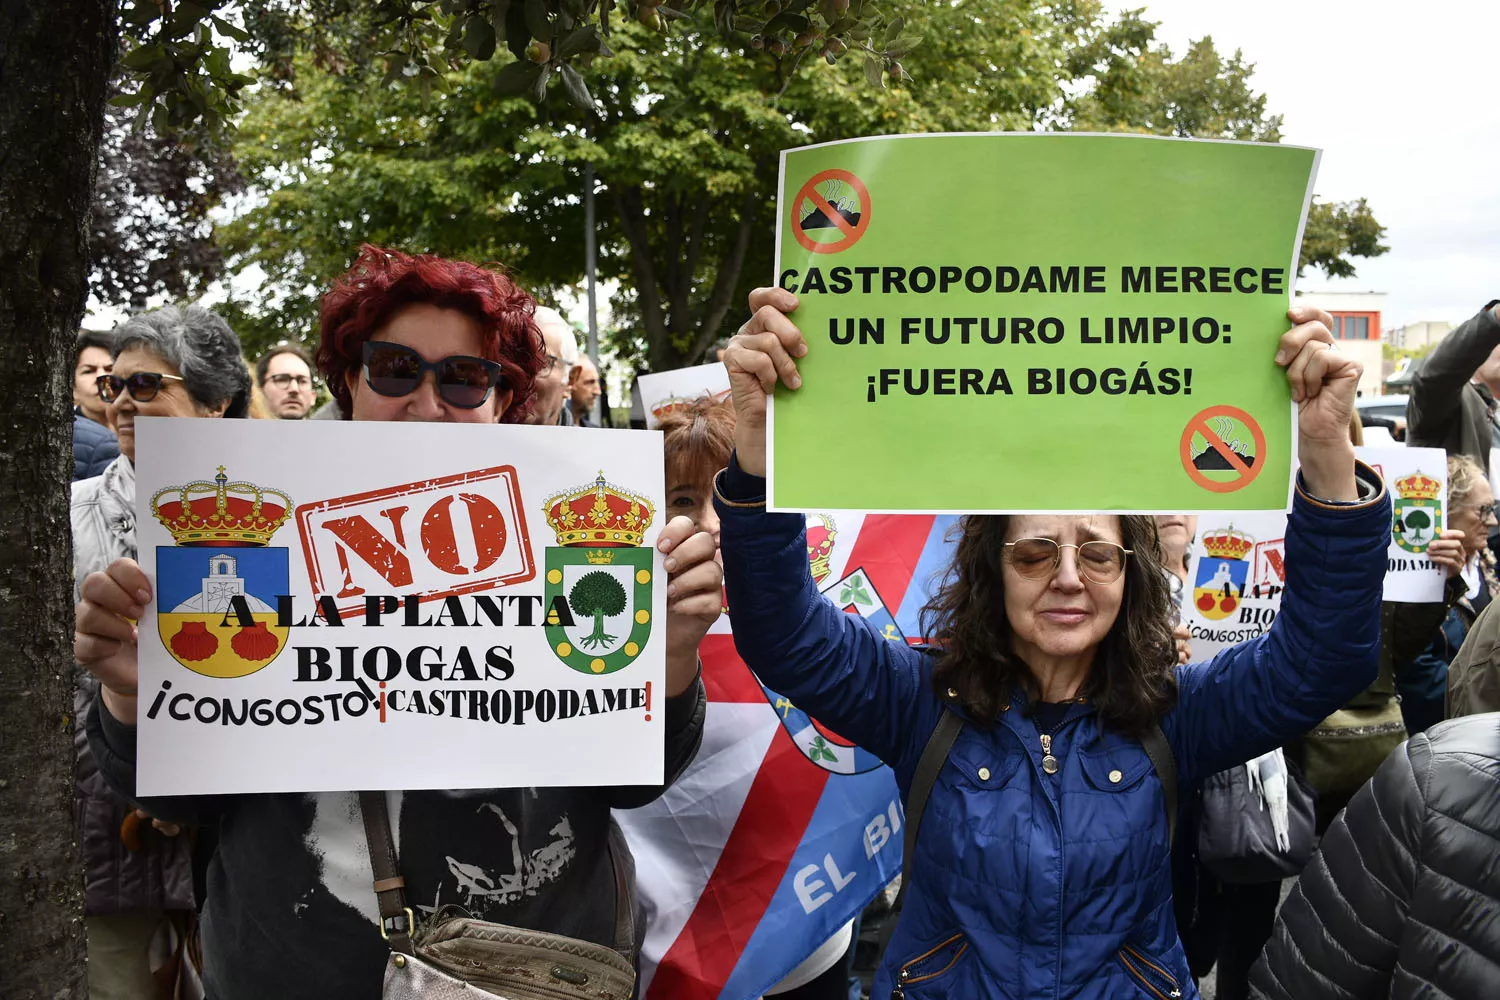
left=1121, top=0, right=1498, bottom=329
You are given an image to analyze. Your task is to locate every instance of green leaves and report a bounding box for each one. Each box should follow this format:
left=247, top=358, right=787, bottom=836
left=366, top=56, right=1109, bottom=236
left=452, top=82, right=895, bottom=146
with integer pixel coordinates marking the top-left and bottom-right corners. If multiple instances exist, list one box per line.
left=114, top=0, right=251, bottom=134
left=838, top=574, right=873, bottom=607
left=493, top=58, right=543, bottom=95
left=809, top=735, right=839, bottom=764
left=463, top=17, right=498, bottom=59
left=559, top=63, right=595, bottom=109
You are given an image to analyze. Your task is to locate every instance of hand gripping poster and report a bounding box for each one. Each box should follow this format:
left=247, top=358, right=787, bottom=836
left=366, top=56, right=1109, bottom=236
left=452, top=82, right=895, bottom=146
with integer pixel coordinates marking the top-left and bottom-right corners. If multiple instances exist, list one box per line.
left=1184, top=447, right=1447, bottom=660
left=768, top=132, right=1321, bottom=514
left=616, top=513, right=959, bottom=1000
left=133, top=417, right=666, bottom=796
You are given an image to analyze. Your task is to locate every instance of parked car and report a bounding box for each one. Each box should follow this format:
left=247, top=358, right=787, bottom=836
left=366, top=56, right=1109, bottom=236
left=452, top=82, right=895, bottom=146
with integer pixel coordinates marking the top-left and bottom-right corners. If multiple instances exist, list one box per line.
left=1356, top=394, right=1408, bottom=447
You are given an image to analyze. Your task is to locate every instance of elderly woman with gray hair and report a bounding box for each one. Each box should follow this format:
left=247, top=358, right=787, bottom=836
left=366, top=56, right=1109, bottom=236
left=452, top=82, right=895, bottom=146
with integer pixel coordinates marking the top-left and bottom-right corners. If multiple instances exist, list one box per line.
left=71, top=304, right=249, bottom=999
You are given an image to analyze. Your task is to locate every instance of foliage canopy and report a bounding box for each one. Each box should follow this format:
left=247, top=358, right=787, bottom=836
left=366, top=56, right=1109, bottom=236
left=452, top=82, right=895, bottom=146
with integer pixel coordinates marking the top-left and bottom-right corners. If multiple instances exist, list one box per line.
left=108, top=0, right=1387, bottom=368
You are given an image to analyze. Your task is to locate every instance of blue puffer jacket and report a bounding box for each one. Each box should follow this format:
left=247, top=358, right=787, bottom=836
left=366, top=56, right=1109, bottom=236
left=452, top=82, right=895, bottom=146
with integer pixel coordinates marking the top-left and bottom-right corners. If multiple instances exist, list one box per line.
left=73, top=411, right=119, bottom=481
left=716, top=463, right=1389, bottom=1000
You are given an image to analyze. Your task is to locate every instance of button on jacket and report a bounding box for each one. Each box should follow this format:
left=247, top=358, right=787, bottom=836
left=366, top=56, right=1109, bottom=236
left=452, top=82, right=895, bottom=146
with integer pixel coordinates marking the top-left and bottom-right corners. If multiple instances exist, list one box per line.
left=715, top=463, right=1389, bottom=999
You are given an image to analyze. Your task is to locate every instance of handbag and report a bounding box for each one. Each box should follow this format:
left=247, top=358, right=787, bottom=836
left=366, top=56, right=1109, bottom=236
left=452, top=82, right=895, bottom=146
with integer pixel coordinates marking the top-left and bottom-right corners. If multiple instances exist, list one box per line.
left=358, top=792, right=637, bottom=1000
left=1300, top=699, right=1407, bottom=803
left=1196, top=750, right=1316, bottom=884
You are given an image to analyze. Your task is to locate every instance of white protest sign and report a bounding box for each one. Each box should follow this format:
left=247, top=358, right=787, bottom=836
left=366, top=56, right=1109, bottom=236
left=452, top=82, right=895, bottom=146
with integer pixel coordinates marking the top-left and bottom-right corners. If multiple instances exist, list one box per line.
left=134, top=417, right=666, bottom=796
left=1361, top=446, right=1447, bottom=603
left=1184, top=446, right=1450, bottom=660
left=638, top=362, right=731, bottom=429
left=1183, top=511, right=1289, bottom=660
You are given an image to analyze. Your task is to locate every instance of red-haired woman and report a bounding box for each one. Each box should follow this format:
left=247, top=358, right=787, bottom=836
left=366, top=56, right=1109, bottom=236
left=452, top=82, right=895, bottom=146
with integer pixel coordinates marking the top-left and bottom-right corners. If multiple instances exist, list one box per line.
left=75, top=246, right=721, bottom=999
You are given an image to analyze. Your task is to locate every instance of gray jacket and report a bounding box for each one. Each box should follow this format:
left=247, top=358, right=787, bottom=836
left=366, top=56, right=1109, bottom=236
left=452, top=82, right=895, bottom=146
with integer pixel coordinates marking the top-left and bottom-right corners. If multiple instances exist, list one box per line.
left=1406, top=301, right=1500, bottom=473
left=71, top=456, right=195, bottom=915
left=1252, top=715, right=1500, bottom=1000
left=1448, top=597, right=1500, bottom=719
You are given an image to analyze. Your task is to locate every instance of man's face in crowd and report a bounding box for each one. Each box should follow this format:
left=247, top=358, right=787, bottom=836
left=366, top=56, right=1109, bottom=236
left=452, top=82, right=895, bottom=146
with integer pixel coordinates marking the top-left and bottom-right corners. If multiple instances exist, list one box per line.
left=262, top=351, right=314, bottom=419
left=530, top=319, right=572, bottom=425
left=74, top=346, right=112, bottom=425
left=570, top=357, right=601, bottom=413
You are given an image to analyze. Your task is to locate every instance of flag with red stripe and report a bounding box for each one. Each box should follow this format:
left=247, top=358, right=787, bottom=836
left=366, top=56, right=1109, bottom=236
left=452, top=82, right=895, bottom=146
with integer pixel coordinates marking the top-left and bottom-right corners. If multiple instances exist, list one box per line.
left=616, top=513, right=956, bottom=999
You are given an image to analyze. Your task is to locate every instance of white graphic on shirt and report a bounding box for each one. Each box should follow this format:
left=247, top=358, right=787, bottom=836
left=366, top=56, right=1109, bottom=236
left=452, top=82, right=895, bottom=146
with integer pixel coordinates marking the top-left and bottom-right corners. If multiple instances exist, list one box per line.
left=443, top=804, right=575, bottom=910
left=304, top=793, right=574, bottom=923
left=302, top=790, right=402, bottom=927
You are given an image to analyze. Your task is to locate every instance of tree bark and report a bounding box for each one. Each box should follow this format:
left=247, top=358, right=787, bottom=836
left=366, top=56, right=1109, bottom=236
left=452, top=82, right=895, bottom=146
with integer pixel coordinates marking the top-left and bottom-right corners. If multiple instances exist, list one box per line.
left=0, top=1, right=117, bottom=996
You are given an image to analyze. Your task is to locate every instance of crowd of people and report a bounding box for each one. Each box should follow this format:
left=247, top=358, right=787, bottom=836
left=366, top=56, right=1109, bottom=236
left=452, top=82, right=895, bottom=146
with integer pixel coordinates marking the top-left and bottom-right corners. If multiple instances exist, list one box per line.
left=66, top=255, right=1499, bottom=999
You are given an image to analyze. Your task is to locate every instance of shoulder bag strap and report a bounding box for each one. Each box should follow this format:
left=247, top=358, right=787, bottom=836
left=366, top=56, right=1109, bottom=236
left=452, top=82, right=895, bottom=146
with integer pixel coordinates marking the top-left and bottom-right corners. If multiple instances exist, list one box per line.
left=877, top=707, right=965, bottom=954
left=358, top=790, right=417, bottom=956
left=1140, top=722, right=1178, bottom=848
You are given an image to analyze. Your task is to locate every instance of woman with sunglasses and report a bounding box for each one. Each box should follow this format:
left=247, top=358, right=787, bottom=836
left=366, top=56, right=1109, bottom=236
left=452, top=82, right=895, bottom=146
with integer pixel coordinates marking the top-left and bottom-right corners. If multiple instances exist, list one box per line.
left=711, top=288, right=1389, bottom=1000
left=76, top=245, right=719, bottom=1000
left=70, top=304, right=250, bottom=999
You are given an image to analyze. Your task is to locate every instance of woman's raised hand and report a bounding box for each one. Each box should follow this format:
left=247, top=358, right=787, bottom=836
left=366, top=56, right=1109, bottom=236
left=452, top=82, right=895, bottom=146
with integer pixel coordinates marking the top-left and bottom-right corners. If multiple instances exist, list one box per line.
left=1426, top=528, right=1468, bottom=578
left=722, top=287, right=807, bottom=477
left=75, top=558, right=150, bottom=725
left=1276, top=306, right=1361, bottom=501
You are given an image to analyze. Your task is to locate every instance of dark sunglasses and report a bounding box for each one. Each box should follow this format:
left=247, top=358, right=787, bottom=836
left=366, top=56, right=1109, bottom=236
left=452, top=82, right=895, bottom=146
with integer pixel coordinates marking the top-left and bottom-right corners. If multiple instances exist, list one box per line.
left=97, top=371, right=185, bottom=403
left=361, top=341, right=507, bottom=409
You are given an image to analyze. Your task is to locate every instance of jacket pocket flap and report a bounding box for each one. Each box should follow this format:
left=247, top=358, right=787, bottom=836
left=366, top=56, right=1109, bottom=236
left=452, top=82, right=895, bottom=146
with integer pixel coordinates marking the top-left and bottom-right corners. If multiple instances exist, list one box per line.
left=943, top=737, right=1024, bottom=789
left=1078, top=748, right=1152, bottom=791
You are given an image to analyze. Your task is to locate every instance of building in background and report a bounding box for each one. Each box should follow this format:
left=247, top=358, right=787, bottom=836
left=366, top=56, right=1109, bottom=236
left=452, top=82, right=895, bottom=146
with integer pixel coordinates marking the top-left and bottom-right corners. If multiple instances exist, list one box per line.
left=1387, top=320, right=1454, bottom=352
left=1296, top=290, right=1386, bottom=396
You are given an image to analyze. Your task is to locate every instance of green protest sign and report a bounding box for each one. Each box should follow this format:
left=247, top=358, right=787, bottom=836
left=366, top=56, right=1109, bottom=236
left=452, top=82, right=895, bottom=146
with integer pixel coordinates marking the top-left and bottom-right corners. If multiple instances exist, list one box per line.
left=767, top=133, right=1318, bottom=512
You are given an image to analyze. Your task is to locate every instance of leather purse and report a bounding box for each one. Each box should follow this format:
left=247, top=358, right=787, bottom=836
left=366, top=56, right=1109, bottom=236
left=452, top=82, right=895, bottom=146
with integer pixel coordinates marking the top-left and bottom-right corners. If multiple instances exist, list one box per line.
left=359, top=792, right=637, bottom=1000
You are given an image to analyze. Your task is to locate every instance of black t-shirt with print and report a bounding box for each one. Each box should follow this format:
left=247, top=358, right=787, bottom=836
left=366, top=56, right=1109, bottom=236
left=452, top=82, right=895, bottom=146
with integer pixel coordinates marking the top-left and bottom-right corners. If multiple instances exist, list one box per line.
left=89, top=680, right=705, bottom=999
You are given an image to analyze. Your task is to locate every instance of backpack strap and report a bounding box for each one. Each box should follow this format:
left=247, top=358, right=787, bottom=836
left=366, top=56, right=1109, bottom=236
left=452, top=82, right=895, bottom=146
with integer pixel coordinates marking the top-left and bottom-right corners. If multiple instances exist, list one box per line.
left=1140, top=722, right=1178, bottom=848
left=358, top=791, right=417, bottom=956
left=878, top=707, right=965, bottom=954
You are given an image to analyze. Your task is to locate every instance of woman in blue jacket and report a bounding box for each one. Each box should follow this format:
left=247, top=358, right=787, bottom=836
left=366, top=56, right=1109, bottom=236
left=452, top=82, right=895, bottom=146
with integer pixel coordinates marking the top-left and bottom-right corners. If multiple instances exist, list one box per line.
left=702, top=288, right=1389, bottom=1000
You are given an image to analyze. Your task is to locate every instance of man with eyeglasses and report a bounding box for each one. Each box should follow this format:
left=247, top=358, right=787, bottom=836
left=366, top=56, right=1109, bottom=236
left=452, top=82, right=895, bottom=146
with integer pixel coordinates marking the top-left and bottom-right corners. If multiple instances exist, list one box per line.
left=255, top=343, right=316, bottom=419
left=529, top=306, right=581, bottom=426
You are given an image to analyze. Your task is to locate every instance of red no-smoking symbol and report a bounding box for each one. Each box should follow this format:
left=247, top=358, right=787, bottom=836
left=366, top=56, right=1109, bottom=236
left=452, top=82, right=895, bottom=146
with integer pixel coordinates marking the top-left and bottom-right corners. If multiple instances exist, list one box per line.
left=792, top=169, right=871, bottom=254
left=1180, top=405, right=1267, bottom=494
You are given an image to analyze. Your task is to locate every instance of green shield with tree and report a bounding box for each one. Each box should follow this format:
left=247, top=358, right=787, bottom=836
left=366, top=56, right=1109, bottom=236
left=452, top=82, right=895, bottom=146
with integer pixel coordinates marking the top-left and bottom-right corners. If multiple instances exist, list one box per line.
left=544, top=546, right=654, bottom=675
left=1393, top=498, right=1442, bottom=554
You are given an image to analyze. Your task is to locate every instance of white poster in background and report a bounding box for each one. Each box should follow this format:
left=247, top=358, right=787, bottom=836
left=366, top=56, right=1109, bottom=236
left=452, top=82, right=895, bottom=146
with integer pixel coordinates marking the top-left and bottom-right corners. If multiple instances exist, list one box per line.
left=638, top=362, right=731, bottom=429
left=1183, top=446, right=1449, bottom=661
left=134, top=417, right=667, bottom=797
left=1360, top=446, right=1447, bottom=603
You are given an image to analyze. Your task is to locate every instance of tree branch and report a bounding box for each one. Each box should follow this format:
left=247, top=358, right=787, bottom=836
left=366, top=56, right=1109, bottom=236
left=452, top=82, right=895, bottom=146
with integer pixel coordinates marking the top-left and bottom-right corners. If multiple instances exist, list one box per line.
left=609, top=184, right=668, bottom=365
left=690, top=181, right=763, bottom=363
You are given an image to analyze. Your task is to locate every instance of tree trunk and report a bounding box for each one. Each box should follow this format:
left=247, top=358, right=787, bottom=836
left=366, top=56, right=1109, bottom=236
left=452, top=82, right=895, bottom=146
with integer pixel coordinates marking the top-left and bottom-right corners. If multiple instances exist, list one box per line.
left=0, top=1, right=117, bottom=996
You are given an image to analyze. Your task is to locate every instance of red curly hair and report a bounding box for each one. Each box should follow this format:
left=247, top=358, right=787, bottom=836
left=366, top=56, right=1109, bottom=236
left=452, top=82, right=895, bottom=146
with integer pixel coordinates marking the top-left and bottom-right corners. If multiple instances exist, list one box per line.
left=317, top=244, right=545, bottom=421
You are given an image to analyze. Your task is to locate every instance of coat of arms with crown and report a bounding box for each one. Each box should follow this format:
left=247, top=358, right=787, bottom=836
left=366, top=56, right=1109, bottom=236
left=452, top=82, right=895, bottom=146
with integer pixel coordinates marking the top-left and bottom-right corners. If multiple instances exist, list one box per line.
left=1391, top=470, right=1442, bottom=555
left=1192, top=525, right=1254, bottom=621
left=151, top=467, right=293, bottom=678
left=540, top=473, right=656, bottom=675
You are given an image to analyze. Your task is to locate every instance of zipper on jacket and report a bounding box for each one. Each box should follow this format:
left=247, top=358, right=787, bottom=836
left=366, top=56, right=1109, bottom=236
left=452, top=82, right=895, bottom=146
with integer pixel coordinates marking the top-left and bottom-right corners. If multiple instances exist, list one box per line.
left=1117, top=945, right=1182, bottom=999
left=892, top=932, right=967, bottom=998
left=1040, top=733, right=1059, bottom=774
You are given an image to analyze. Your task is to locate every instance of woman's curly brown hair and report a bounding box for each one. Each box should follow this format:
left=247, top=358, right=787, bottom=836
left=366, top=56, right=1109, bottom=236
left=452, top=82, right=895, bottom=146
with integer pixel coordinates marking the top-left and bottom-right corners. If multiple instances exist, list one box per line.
left=921, top=515, right=1179, bottom=736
